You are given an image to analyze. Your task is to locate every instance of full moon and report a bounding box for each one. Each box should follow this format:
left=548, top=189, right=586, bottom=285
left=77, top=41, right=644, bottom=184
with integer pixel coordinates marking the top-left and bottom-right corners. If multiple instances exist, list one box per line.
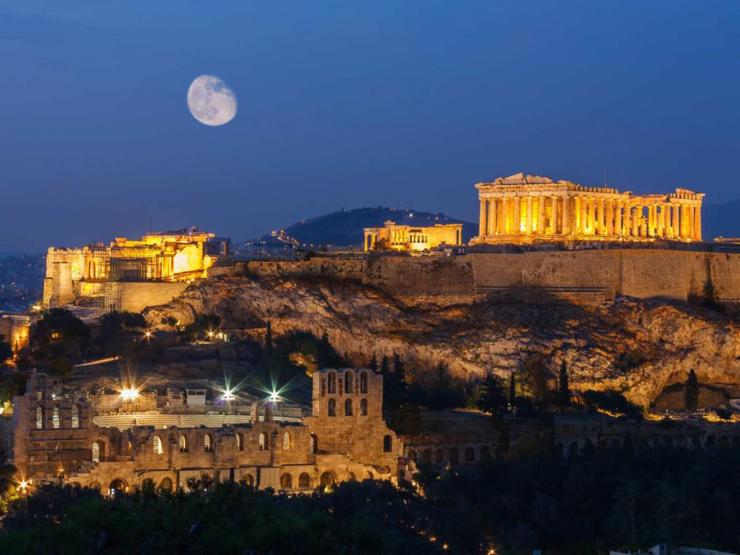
left=187, top=75, right=237, bottom=126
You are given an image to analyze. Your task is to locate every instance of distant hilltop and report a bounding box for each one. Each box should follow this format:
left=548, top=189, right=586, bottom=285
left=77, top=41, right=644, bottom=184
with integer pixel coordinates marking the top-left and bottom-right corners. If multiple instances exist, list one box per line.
left=263, top=207, right=476, bottom=248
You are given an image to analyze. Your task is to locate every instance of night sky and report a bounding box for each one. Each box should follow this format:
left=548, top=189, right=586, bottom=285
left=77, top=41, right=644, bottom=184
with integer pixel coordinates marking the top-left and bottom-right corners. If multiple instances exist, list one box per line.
left=2, top=1, right=739, bottom=252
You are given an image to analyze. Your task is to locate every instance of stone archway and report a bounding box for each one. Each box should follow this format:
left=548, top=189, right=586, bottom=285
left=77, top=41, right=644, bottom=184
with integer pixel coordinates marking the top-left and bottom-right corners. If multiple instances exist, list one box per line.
left=108, top=478, right=128, bottom=497
left=320, top=471, right=336, bottom=489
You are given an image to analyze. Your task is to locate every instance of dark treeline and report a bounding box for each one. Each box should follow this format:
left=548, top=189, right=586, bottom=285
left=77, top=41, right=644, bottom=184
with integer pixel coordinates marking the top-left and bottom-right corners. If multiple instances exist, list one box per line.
left=1, top=445, right=739, bottom=554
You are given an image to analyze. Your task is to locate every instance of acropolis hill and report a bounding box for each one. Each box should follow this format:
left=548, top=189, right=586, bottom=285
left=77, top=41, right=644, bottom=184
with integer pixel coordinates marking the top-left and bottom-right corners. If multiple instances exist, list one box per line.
left=40, top=173, right=740, bottom=406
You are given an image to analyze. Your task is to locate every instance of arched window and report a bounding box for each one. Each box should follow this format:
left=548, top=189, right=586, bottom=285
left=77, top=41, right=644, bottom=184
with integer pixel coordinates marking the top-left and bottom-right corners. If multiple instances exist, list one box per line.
left=283, top=432, right=291, bottom=450
left=179, top=435, right=187, bottom=453
left=344, top=371, right=353, bottom=393
left=344, top=399, right=353, bottom=416
left=203, top=434, right=212, bottom=452
left=235, top=433, right=242, bottom=451
left=465, top=447, right=475, bottom=462
left=92, top=441, right=101, bottom=463
left=52, top=406, right=60, bottom=429
left=258, top=432, right=267, bottom=450
left=383, top=435, right=392, bottom=453
left=159, top=477, right=173, bottom=492
left=327, top=372, right=336, bottom=394
left=298, top=472, right=311, bottom=489
left=360, top=371, right=368, bottom=393
left=328, top=398, right=336, bottom=417
left=310, top=434, right=317, bottom=454
left=35, top=406, right=43, bottom=429
left=71, top=405, right=80, bottom=429
left=280, top=473, right=293, bottom=489
left=153, top=435, right=163, bottom=455
left=360, top=398, right=368, bottom=416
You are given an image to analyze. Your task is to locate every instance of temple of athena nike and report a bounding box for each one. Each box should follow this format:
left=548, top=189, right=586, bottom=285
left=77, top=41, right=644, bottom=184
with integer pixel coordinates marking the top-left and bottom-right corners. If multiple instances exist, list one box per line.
left=471, top=173, right=704, bottom=244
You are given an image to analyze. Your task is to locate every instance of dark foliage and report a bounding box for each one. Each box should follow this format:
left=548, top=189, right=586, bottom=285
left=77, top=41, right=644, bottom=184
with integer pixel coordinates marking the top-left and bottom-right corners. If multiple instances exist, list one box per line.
left=3, top=446, right=740, bottom=554
left=581, top=390, right=644, bottom=420
left=685, top=369, right=699, bottom=411
left=0, top=334, right=11, bottom=364
left=477, top=372, right=508, bottom=415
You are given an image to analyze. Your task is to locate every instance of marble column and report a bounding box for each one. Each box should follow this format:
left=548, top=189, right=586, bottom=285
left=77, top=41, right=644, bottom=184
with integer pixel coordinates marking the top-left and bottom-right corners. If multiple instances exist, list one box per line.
left=672, top=205, right=680, bottom=239
left=694, top=205, right=702, bottom=241
left=478, top=199, right=488, bottom=237
left=513, top=197, right=521, bottom=234
left=562, top=196, right=570, bottom=235
left=549, top=196, right=557, bottom=234
left=487, top=199, right=496, bottom=235
left=581, top=197, right=588, bottom=234
left=525, top=197, right=533, bottom=234
left=615, top=201, right=623, bottom=236
left=500, top=198, right=508, bottom=234
left=537, top=196, right=545, bottom=234
left=631, top=206, right=639, bottom=237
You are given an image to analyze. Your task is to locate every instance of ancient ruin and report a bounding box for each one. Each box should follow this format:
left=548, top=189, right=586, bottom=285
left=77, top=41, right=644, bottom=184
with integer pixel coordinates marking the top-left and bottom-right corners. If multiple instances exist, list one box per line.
left=471, top=173, right=704, bottom=244
left=363, top=220, right=463, bottom=251
left=42, top=228, right=228, bottom=312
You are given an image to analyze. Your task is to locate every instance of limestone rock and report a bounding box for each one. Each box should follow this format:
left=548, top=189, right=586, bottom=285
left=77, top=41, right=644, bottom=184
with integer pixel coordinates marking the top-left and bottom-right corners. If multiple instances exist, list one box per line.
left=144, top=275, right=740, bottom=407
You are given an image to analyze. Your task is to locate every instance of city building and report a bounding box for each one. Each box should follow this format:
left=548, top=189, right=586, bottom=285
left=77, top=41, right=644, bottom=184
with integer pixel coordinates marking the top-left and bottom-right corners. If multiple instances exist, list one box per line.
left=363, top=220, right=463, bottom=252
left=42, top=228, right=229, bottom=312
left=471, top=173, right=704, bottom=244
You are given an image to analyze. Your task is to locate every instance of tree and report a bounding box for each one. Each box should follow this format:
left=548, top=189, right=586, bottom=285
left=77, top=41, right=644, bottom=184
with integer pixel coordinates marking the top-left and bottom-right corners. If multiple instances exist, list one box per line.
left=264, top=321, right=273, bottom=355
left=30, top=308, right=91, bottom=363
left=558, top=361, right=571, bottom=410
left=478, top=372, right=507, bottom=415
left=685, top=369, right=699, bottom=412
left=369, top=353, right=378, bottom=372
left=0, top=335, right=12, bottom=365
left=508, top=371, right=516, bottom=411
left=380, top=355, right=389, bottom=374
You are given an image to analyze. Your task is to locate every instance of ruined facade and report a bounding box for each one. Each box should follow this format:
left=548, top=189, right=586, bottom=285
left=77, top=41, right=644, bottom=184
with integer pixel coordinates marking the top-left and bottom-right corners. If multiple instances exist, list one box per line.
left=363, top=220, right=463, bottom=252
left=471, top=173, right=704, bottom=244
left=0, top=313, right=30, bottom=355
left=42, top=228, right=228, bottom=311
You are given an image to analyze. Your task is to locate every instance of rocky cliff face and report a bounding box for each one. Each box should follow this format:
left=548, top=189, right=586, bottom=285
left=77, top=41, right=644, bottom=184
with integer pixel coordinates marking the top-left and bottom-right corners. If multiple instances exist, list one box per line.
left=144, top=275, right=740, bottom=407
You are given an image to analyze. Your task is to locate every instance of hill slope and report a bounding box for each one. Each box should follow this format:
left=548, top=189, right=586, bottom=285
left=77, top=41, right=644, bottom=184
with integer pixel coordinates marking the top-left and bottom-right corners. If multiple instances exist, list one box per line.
left=275, top=207, right=476, bottom=247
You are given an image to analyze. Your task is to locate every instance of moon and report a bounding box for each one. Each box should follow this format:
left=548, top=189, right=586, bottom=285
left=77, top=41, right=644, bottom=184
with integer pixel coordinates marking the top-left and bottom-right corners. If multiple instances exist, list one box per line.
left=187, top=75, right=237, bottom=126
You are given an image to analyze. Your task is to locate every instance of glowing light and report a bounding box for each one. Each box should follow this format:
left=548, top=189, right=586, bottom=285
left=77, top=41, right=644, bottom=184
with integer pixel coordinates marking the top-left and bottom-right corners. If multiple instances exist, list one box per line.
left=207, top=330, right=215, bottom=339
left=120, top=388, right=139, bottom=402
left=222, top=389, right=235, bottom=402
left=143, top=330, right=152, bottom=340
left=268, top=390, right=281, bottom=404
left=18, top=479, right=30, bottom=493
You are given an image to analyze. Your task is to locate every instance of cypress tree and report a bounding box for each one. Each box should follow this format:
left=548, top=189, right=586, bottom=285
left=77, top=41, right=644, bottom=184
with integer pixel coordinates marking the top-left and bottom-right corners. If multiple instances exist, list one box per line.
left=558, top=361, right=571, bottom=410
left=264, top=321, right=273, bottom=354
left=685, top=368, right=699, bottom=411
left=508, top=371, right=516, bottom=411
left=478, top=372, right=507, bottom=416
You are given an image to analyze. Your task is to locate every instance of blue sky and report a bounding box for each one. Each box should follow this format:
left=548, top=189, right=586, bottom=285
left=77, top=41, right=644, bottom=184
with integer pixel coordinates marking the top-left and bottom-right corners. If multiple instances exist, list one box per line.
left=1, top=1, right=739, bottom=251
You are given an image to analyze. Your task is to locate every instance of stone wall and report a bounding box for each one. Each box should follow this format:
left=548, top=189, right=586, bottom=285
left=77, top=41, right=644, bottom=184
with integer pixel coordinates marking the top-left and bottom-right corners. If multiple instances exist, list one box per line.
left=239, top=248, right=739, bottom=308
left=107, top=282, right=190, bottom=313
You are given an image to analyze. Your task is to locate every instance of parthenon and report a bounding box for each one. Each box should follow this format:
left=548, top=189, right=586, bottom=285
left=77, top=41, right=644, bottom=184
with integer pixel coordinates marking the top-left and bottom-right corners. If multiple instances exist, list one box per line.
left=471, top=173, right=704, bottom=244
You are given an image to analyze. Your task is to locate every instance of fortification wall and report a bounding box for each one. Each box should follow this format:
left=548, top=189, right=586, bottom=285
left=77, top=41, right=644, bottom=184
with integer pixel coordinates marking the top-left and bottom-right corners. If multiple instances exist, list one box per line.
left=239, top=249, right=739, bottom=308
left=109, top=282, right=190, bottom=313
left=470, top=250, right=739, bottom=304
